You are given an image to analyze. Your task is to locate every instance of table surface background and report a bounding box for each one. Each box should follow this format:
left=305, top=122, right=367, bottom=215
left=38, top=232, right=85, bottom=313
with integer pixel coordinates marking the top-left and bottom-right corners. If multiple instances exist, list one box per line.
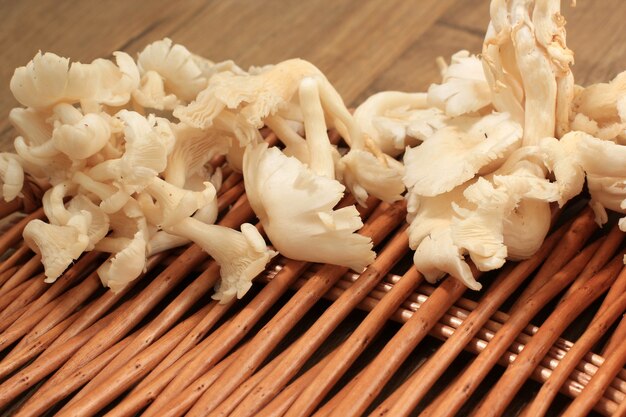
left=1, top=1, right=625, bottom=416
left=2, top=0, right=626, bottom=138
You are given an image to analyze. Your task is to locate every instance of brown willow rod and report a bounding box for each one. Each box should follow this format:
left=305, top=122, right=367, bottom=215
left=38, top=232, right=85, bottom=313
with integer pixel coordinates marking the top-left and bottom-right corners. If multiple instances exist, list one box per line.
left=373, top=223, right=568, bottom=417
left=473, top=260, right=625, bottom=417
left=104, top=196, right=377, bottom=417
left=0, top=251, right=101, bottom=350
left=64, top=262, right=223, bottom=407
left=561, top=337, right=626, bottom=417
left=526, top=290, right=626, bottom=417
left=141, top=201, right=405, bottom=417
left=0, top=255, right=42, bottom=301
left=508, top=207, right=597, bottom=314
left=0, top=243, right=29, bottom=276
left=283, top=266, right=423, bottom=417
left=206, top=226, right=411, bottom=417
left=13, top=192, right=250, bottom=416
left=54, top=304, right=216, bottom=417
left=327, top=268, right=473, bottom=417
left=31, top=264, right=222, bottom=416
left=422, top=241, right=610, bottom=417
left=0, top=207, right=44, bottom=258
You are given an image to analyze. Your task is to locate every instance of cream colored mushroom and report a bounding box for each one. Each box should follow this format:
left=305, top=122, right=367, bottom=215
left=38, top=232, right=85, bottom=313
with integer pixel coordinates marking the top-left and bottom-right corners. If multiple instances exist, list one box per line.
left=403, top=112, right=522, bottom=197
left=427, top=50, right=492, bottom=117
left=243, top=142, right=375, bottom=272
left=23, top=218, right=90, bottom=282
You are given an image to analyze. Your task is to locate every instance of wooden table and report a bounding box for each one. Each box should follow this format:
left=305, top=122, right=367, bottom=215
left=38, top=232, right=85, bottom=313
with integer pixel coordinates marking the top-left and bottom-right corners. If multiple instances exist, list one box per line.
left=1, top=1, right=626, bottom=416
left=2, top=0, right=626, bottom=143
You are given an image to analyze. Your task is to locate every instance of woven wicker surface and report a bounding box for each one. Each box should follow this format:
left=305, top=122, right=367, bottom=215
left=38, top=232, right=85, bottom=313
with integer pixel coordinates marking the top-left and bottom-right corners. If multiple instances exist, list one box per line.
left=2, top=2, right=626, bottom=416
left=0, top=152, right=624, bottom=416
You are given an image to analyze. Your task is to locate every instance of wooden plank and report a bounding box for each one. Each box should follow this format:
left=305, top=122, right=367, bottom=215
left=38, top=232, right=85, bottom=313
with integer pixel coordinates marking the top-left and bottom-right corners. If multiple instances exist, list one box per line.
left=162, top=0, right=455, bottom=105
left=357, top=22, right=485, bottom=103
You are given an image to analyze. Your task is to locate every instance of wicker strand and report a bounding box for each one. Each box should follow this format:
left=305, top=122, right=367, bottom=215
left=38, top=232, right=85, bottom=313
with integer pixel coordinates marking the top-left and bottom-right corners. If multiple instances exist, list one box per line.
left=277, top=263, right=623, bottom=417
left=0, top=251, right=101, bottom=351
left=0, top=272, right=48, bottom=332
left=603, top=318, right=626, bottom=358
left=0, top=252, right=179, bottom=407
left=284, top=265, right=423, bottom=417
left=508, top=207, right=597, bottom=314
left=55, top=304, right=216, bottom=417
left=370, top=223, right=568, bottom=417
left=562, top=334, right=626, bottom=417
left=526, top=289, right=626, bottom=417
left=0, top=243, right=29, bottom=276
left=12, top=190, right=251, bottom=416
left=0, top=255, right=42, bottom=301
left=216, top=226, right=411, bottom=417
left=559, top=223, right=625, bottom=303
left=422, top=240, right=606, bottom=417
left=257, top=345, right=343, bottom=417
left=9, top=271, right=102, bottom=357
left=0, top=207, right=43, bottom=258
left=104, top=320, right=236, bottom=417
left=101, top=196, right=378, bottom=417
left=63, top=262, right=223, bottom=407
left=327, top=271, right=472, bottom=417
left=139, top=201, right=404, bottom=417
left=473, top=258, right=625, bottom=417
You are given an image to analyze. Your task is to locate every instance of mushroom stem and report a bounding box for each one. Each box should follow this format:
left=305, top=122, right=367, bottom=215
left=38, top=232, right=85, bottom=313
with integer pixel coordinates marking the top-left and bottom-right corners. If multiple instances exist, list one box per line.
left=264, top=115, right=309, bottom=160
left=299, top=78, right=334, bottom=178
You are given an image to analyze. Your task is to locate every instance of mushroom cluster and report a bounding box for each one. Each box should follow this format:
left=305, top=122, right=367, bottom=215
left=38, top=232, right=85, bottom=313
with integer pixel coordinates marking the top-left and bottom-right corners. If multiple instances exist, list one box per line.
left=352, top=0, right=620, bottom=291
left=4, top=0, right=626, bottom=298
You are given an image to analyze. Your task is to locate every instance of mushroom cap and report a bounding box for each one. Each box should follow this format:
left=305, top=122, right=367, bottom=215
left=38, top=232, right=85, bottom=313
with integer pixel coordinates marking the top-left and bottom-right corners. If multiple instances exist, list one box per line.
left=403, top=112, right=522, bottom=197
left=428, top=50, right=492, bottom=117
left=23, top=219, right=90, bottom=282
left=243, top=143, right=375, bottom=272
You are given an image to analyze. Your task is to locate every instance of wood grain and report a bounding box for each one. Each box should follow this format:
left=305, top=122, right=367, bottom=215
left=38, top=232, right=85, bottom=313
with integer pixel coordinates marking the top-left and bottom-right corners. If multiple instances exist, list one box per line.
left=1, top=0, right=625, bottom=130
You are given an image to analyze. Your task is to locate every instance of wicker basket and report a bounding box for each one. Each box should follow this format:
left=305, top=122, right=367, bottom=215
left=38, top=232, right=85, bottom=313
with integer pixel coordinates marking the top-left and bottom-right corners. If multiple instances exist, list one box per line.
left=0, top=132, right=624, bottom=417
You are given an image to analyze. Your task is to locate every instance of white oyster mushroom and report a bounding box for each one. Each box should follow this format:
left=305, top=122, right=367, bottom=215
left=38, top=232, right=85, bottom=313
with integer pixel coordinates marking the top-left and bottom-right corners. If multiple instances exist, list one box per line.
left=10, top=51, right=139, bottom=109
left=95, top=205, right=149, bottom=292
left=23, top=218, right=90, bottom=282
left=243, top=142, right=375, bottom=272
left=51, top=104, right=111, bottom=159
left=353, top=92, right=437, bottom=156
left=88, top=110, right=174, bottom=190
left=42, top=181, right=77, bottom=225
left=453, top=159, right=558, bottom=268
left=403, top=112, right=522, bottom=197
left=133, top=71, right=179, bottom=110
left=427, top=50, right=492, bottom=117
left=174, top=59, right=324, bottom=130
left=136, top=38, right=207, bottom=103
left=311, top=79, right=405, bottom=205
left=0, top=154, right=24, bottom=201
left=166, top=218, right=277, bottom=303
left=98, top=230, right=147, bottom=293
left=72, top=171, right=131, bottom=214
left=13, top=135, right=72, bottom=182
left=339, top=150, right=405, bottom=206
left=587, top=175, right=626, bottom=227
left=66, top=195, right=110, bottom=250
left=407, top=183, right=479, bottom=289
left=42, top=182, right=109, bottom=250
left=574, top=71, right=626, bottom=125
left=540, top=132, right=585, bottom=205
left=9, top=107, right=52, bottom=146
left=164, top=123, right=231, bottom=188
left=140, top=176, right=216, bottom=228
left=578, top=132, right=626, bottom=178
